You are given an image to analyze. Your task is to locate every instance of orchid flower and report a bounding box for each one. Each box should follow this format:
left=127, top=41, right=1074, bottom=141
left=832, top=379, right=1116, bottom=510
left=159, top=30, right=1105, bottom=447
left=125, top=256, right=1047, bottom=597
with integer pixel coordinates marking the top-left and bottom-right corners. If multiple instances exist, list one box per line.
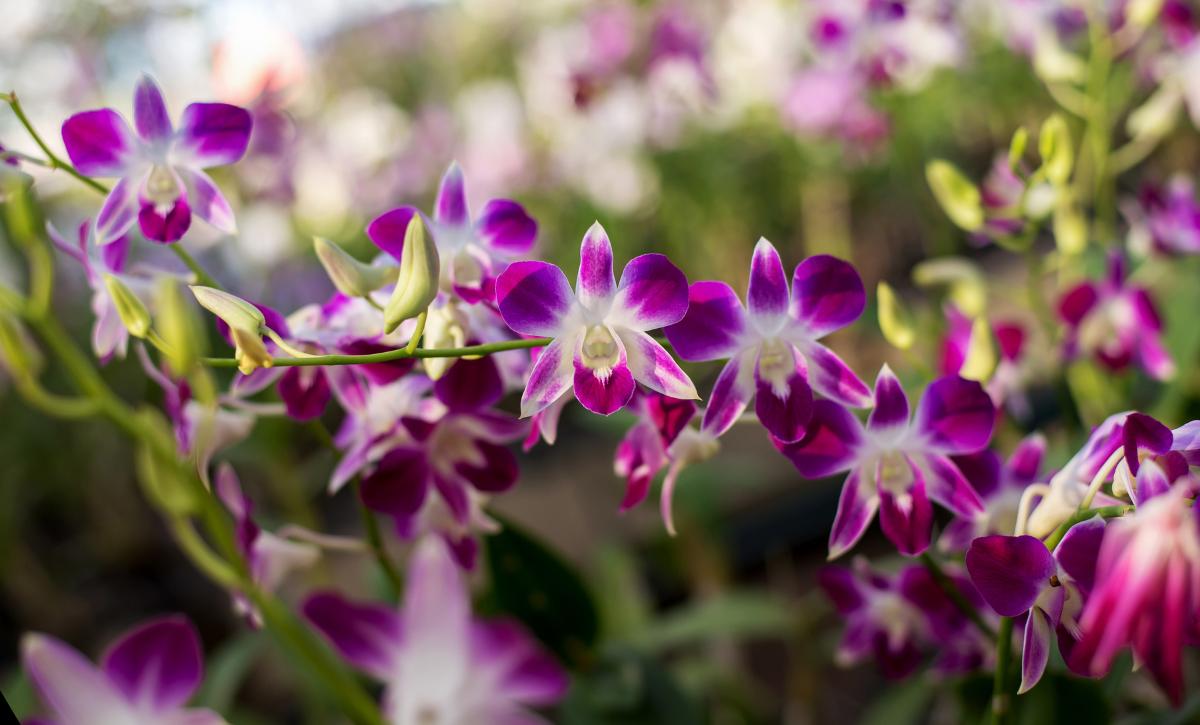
left=48, top=221, right=135, bottom=362
left=61, top=74, right=251, bottom=244
left=304, top=537, right=568, bottom=724
left=497, top=222, right=697, bottom=416
left=1127, top=175, right=1200, bottom=255
left=613, top=390, right=697, bottom=512
left=367, top=162, right=537, bottom=305
left=1058, top=252, right=1174, bottom=381
left=1072, top=462, right=1200, bottom=704
left=22, top=616, right=223, bottom=725
left=777, top=368, right=994, bottom=558
left=940, top=433, right=1047, bottom=552
left=664, top=239, right=869, bottom=442
left=966, top=517, right=1106, bottom=693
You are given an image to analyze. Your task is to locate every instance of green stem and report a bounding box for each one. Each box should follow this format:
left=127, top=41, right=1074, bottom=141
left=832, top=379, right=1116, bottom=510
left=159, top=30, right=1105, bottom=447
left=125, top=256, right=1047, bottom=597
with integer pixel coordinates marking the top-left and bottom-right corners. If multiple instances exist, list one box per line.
left=991, top=617, right=1014, bottom=725
left=4, top=92, right=109, bottom=195
left=405, top=310, right=427, bottom=356
left=11, top=377, right=100, bottom=418
left=1082, top=11, right=1116, bottom=244
left=919, top=552, right=996, bottom=640
left=352, top=478, right=404, bottom=598
left=170, top=245, right=222, bottom=289
left=204, top=336, right=551, bottom=368
left=1042, top=504, right=1133, bottom=551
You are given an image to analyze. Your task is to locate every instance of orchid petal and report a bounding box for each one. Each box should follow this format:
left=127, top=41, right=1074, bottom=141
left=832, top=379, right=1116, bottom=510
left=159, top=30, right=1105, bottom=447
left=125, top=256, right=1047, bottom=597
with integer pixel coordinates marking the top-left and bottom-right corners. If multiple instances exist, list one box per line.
left=1008, top=433, right=1047, bottom=485
left=302, top=592, right=402, bottom=679
left=1054, top=516, right=1105, bottom=594
left=664, top=280, right=748, bottom=361
left=1058, top=283, right=1099, bottom=326
left=520, top=338, right=574, bottom=418
left=470, top=620, right=569, bottom=705
left=133, top=74, right=173, bottom=143
left=477, top=199, right=537, bottom=254
left=179, top=168, right=236, bottom=234
left=401, top=537, right=472, bottom=696
left=700, top=350, right=755, bottom=437
left=436, top=355, right=503, bottom=411
left=915, top=376, right=995, bottom=453
left=174, top=102, right=252, bottom=168
left=95, top=177, right=139, bottom=245
left=867, top=364, right=909, bottom=431
left=61, top=109, right=139, bottom=177
left=923, top=454, right=985, bottom=517
left=360, top=446, right=431, bottom=523
left=754, top=346, right=812, bottom=443
left=803, top=342, right=871, bottom=407
left=22, top=634, right=128, bottom=723
left=573, top=337, right=636, bottom=415
left=1132, top=459, right=1171, bottom=506
left=878, top=473, right=933, bottom=556
left=609, top=253, right=689, bottom=331
left=828, top=470, right=879, bottom=559
left=616, top=328, right=697, bottom=400
left=101, top=616, right=202, bottom=711
left=965, top=535, right=1054, bottom=616
left=366, top=207, right=419, bottom=263
left=435, top=162, right=469, bottom=226
left=790, top=254, right=865, bottom=337
left=577, top=222, right=615, bottom=310
left=277, top=367, right=330, bottom=421
left=496, top=261, right=574, bottom=338
left=747, top=238, right=788, bottom=334
left=774, top=400, right=864, bottom=478
left=1018, top=607, right=1053, bottom=694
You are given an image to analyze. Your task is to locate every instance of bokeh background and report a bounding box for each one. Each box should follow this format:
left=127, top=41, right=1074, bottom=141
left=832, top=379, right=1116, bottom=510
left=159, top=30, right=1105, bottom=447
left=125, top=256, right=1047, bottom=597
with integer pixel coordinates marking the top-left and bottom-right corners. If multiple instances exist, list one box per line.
left=4, top=1, right=1200, bottom=723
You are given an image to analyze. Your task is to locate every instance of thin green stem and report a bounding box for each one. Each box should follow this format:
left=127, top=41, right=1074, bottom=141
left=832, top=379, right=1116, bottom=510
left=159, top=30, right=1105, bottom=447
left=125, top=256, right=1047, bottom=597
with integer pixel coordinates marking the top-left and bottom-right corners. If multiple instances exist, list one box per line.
left=1042, top=504, right=1133, bottom=551
left=11, top=377, right=101, bottom=418
left=204, top=336, right=551, bottom=368
left=991, top=617, right=1014, bottom=725
left=405, top=310, right=427, bottom=356
left=919, top=552, right=996, bottom=640
left=170, top=245, right=221, bottom=289
left=4, top=92, right=109, bottom=195
left=352, top=478, right=404, bottom=598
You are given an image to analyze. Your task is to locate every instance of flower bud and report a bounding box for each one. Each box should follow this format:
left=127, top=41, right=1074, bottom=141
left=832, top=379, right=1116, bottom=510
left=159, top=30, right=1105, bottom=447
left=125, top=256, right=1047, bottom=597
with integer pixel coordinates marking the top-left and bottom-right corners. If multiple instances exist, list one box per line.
left=1127, top=86, right=1180, bottom=142
left=1054, top=197, right=1088, bottom=256
left=156, top=277, right=205, bottom=377
left=1039, top=114, right=1073, bottom=186
left=190, top=286, right=265, bottom=333
left=913, top=257, right=986, bottom=318
left=313, top=236, right=394, bottom=298
left=421, top=302, right=467, bottom=380
left=876, top=282, right=915, bottom=351
left=926, top=160, right=983, bottom=232
left=383, top=215, right=440, bottom=334
left=958, top=316, right=997, bottom=383
left=0, top=313, right=42, bottom=379
left=1008, top=127, right=1028, bottom=171
left=103, top=274, right=151, bottom=339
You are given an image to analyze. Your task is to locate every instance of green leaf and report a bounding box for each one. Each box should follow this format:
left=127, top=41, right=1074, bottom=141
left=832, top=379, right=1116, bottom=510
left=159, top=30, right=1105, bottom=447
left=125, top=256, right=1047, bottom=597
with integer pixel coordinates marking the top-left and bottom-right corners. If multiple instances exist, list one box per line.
left=485, top=518, right=599, bottom=665
left=632, top=591, right=793, bottom=653
left=560, top=647, right=702, bottom=725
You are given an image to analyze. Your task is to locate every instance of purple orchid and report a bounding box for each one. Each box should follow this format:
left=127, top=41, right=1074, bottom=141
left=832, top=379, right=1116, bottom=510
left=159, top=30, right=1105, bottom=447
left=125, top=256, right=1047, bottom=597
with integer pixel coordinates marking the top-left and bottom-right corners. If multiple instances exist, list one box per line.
left=367, top=162, right=537, bottom=305
left=820, top=559, right=989, bottom=679
left=1071, top=462, right=1200, bottom=704
left=614, top=390, right=697, bottom=513
left=497, top=222, right=697, bottom=416
left=940, top=433, right=1048, bottom=552
left=47, top=221, right=135, bottom=363
left=776, top=368, right=994, bottom=558
left=215, top=464, right=319, bottom=627
left=61, top=74, right=251, bottom=245
left=966, top=518, right=1106, bottom=693
left=1128, top=175, right=1200, bottom=255
left=1057, top=252, right=1174, bottom=381
left=22, top=615, right=221, bottom=725
left=304, top=536, right=568, bottom=723
left=664, top=239, right=869, bottom=442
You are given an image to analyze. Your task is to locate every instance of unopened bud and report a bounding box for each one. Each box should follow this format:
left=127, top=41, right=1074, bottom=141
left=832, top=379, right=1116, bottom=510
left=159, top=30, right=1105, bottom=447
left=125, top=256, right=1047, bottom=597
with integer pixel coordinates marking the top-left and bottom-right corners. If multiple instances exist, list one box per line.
left=156, top=278, right=205, bottom=377
left=190, top=286, right=265, bottom=334
left=1054, top=198, right=1088, bottom=256
left=876, top=282, right=915, bottom=351
left=314, top=236, right=394, bottom=298
left=1008, top=127, right=1028, bottom=171
left=383, top=216, right=440, bottom=334
left=926, top=160, right=983, bottom=232
left=421, top=302, right=467, bottom=380
left=104, top=274, right=151, bottom=338
left=959, top=316, right=997, bottom=383
left=1039, top=114, right=1073, bottom=186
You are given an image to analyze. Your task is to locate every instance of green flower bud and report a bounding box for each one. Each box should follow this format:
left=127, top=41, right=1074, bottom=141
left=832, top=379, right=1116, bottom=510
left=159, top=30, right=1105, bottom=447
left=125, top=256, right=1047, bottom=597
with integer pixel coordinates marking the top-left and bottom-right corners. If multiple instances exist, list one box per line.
left=156, top=278, right=205, bottom=377
left=926, top=160, right=983, bottom=232
left=1039, top=114, right=1073, bottom=186
left=1054, top=198, right=1088, bottom=256
left=383, top=216, right=440, bottom=334
left=1008, top=127, right=1028, bottom=171
left=103, top=274, right=151, bottom=339
left=313, top=236, right=395, bottom=298
left=959, top=316, right=997, bottom=383
left=188, top=286, right=274, bottom=374
left=877, top=282, right=916, bottom=351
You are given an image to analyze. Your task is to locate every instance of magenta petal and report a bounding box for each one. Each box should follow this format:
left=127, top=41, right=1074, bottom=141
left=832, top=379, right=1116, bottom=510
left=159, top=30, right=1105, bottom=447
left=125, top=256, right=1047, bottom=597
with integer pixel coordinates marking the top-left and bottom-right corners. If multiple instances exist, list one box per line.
left=774, top=399, right=863, bottom=478
left=180, top=168, right=235, bottom=234
left=366, top=207, right=418, bottom=263
left=577, top=222, right=616, bottom=309
left=96, top=177, right=139, bottom=245
left=62, top=109, right=138, bottom=177
left=923, top=454, right=985, bottom=517
left=133, top=75, right=173, bottom=143
left=470, top=619, right=569, bottom=705
left=664, top=280, right=748, bottom=361
left=435, top=162, right=469, bottom=227
left=915, top=376, right=995, bottom=453
left=1008, top=433, right=1047, bottom=485
left=101, top=616, right=202, bottom=711
left=867, top=365, right=909, bottom=431
left=790, top=254, right=865, bottom=336
left=828, top=470, right=879, bottom=559
left=965, top=535, right=1054, bottom=616
left=22, top=634, right=125, bottom=722
left=1132, top=459, right=1171, bottom=506
left=617, top=329, right=697, bottom=400
left=804, top=343, right=871, bottom=407
left=610, top=253, right=689, bottom=331
left=455, top=440, right=520, bottom=493
left=360, top=446, right=431, bottom=522
left=1058, top=283, right=1099, bottom=326
left=817, top=565, right=865, bottom=613
left=1053, top=516, right=1105, bottom=594
left=700, top=351, right=754, bottom=437
left=436, top=354, right=503, bottom=411
left=302, top=592, right=402, bottom=679
left=175, top=102, right=253, bottom=168
left=1171, top=420, right=1200, bottom=465
left=1122, top=412, right=1173, bottom=474
left=754, top=350, right=813, bottom=443
left=477, top=199, right=537, bottom=254
left=1019, top=607, right=1053, bottom=694
left=138, top=192, right=192, bottom=243
left=615, top=422, right=665, bottom=512
left=496, top=261, right=574, bottom=337
left=878, top=476, right=933, bottom=556
left=951, top=449, right=1003, bottom=501
left=102, top=234, right=131, bottom=273
left=1138, top=332, right=1175, bottom=381
left=520, top=339, right=573, bottom=418
left=277, top=367, right=330, bottom=421
left=573, top=352, right=636, bottom=416
left=747, top=238, right=789, bottom=332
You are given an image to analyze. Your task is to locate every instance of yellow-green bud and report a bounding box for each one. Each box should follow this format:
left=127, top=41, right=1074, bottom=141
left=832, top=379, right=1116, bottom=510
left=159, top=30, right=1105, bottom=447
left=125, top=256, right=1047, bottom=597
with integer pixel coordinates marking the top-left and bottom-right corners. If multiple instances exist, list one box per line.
left=1008, top=127, right=1028, bottom=171
left=876, top=282, right=915, bottom=351
left=313, top=236, right=395, bottom=298
left=156, top=278, right=205, bottom=377
left=383, top=216, right=440, bottom=334
left=926, top=160, right=983, bottom=232
left=1039, top=114, right=1073, bottom=186
left=1054, top=198, right=1088, bottom=256
left=189, top=286, right=265, bottom=333
left=959, top=316, right=997, bottom=383
left=103, top=274, right=151, bottom=338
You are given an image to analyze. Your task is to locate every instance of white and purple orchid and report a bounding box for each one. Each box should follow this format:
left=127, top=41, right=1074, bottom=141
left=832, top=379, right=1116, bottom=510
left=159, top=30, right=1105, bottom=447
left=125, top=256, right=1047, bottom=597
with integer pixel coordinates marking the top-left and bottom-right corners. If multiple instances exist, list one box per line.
left=1057, top=252, right=1174, bottom=381
left=61, top=74, right=252, bottom=245
left=664, top=239, right=869, bottom=443
left=777, top=368, right=995, bottom=558
left=966, top=517, right=1106, bottom=693
left=304, top=536, right=568, bottom=724
left=497, top=221, right=697, bottom=416
left=22, top=615, right=223, bottom=725
left=939, top=433, right=1048, bottom=552
left=48, top=220, right=135, bottom=362
left=367, top=162, right=538, bottom=305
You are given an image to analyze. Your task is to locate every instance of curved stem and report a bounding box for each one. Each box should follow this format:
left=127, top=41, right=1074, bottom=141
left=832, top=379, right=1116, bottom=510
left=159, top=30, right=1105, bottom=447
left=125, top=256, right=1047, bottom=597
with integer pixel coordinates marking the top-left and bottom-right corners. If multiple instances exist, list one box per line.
left=170, top=245, right=221, bottom=289
left=203, top=336, right=551, bottom=368
left=4, top=92, right=109, bottom=195
left=919, top=551, right=996, bottom=640
left=11, top=377, right=101, bottom=418
left=405, top=310, right=427, bottom=356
